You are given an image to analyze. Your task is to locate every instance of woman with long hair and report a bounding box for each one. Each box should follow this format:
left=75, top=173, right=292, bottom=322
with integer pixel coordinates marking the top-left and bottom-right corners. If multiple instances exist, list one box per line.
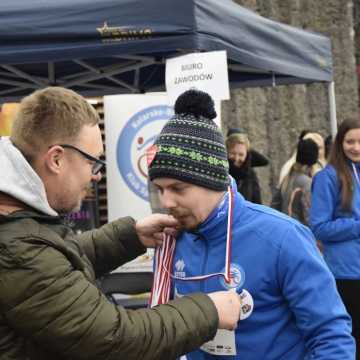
left=272, top=138, right=319, bottom=226
left=310, top=115, right=360, bottom=358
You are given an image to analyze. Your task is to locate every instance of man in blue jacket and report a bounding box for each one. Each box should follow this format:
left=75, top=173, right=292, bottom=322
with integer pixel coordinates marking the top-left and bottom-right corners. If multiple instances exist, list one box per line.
left=148, top=89, right=355, bottom=359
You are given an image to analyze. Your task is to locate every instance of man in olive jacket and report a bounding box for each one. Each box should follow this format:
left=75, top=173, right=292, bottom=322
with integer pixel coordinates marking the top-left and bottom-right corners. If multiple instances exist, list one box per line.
left=0, top=87, right=241, bottom=360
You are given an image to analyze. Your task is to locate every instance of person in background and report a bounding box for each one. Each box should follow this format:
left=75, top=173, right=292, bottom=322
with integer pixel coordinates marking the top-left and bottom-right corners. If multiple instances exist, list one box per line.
left=226, top=132, right=262, bottom=203
left=306, top=132, right=327, bottom=173
left=279, top=131, right=326, bottom=185
left=271, top=138, right=319, bottom=226
left=227, top=127, right=270, bottom=167
left=310, top=115, right=360, bottom=359
left=148, top=89, right=355, bottom=360
left=0, top=86, right=242, bottom=360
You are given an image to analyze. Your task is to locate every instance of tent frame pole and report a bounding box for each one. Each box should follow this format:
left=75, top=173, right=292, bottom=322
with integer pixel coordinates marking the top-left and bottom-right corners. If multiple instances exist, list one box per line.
left=328, top=81, right=337, bottom=137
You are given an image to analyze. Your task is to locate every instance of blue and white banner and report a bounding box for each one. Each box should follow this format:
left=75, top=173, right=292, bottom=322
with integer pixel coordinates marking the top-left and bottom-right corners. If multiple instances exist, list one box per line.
left=104, top=93, right=173, bottom=221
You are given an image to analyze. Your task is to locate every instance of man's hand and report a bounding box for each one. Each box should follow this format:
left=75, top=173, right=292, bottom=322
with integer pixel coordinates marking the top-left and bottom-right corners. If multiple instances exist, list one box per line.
left=135, top=214, right=179, bottom=247
left=208, top=291, right=241, bottom=331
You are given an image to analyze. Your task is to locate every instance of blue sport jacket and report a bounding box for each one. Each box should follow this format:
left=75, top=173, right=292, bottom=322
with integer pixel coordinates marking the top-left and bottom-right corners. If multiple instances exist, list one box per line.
left=310, top=164, right=360, bottom=279
left=173, top=186, right=354, bottom=359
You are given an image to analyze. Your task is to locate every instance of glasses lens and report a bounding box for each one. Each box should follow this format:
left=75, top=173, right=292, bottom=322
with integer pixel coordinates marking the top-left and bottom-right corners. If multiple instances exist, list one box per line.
left=92, top=161, right=104, bottom=175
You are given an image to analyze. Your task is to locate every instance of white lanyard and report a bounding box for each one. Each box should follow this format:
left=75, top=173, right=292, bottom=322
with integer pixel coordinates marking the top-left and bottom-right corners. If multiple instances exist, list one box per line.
left=352, top=163, right=360, bottom=187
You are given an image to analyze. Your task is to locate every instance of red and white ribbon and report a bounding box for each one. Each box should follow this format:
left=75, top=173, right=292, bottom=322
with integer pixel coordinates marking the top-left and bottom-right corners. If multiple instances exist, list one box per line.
left=149, top=233, right=176, bottom=306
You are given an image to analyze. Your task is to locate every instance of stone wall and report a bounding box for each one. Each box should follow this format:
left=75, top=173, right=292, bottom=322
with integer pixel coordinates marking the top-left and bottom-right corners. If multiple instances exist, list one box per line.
left=221, top=0, right=359, bottom=204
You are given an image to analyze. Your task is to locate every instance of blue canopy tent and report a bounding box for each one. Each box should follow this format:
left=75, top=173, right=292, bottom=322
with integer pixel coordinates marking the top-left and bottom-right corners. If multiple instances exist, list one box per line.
left=0, top=0, right=337, bottom=305
left=0, top=0, right=337, bottom=132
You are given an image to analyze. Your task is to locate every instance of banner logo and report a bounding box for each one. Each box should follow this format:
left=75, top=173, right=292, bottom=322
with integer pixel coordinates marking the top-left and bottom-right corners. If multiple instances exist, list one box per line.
left=97, top=22, right=153, bottom=43
left=220, top=263, right=245, bottom=290
left=116, top=105, right=173, bottom=201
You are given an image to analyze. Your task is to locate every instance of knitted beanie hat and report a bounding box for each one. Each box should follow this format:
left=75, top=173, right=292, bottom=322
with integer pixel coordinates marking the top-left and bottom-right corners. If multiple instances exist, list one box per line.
left=296, top=138, right=319, bottom=166
left=147, top=90, right=229, bottom=191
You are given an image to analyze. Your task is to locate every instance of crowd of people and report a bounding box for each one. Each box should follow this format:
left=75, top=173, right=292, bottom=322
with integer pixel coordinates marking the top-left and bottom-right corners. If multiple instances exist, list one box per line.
left=1, top=85, right=359, bottom=359
left=222, top=115, right=360, bottom=359
left=223, top=118, right=360, bottom=358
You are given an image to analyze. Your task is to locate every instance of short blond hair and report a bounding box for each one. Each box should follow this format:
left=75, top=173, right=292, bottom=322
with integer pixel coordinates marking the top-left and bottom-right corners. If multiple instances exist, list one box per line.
left=225, top=133, right=250, bottom=152
left=11, top=87, right=99, bottom=156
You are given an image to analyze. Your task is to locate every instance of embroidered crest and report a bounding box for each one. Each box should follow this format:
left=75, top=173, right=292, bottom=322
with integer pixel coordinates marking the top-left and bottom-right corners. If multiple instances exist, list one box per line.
left=220, top=263, right=245, bottom=290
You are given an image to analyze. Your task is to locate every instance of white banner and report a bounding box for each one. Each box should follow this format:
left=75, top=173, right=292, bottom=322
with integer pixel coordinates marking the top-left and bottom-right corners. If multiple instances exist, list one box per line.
left=166, top=50, right=230, bottom=103
left=104, top=93, right=173, bottom=222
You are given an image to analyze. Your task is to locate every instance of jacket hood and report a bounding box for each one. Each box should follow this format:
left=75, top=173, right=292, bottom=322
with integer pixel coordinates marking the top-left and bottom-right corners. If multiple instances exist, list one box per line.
left=0, top=137, right=58, bottom=216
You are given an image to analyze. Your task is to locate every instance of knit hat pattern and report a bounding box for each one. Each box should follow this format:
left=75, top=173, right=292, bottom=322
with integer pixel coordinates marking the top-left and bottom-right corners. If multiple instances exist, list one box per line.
left=148, top=90, right=229, bottom=191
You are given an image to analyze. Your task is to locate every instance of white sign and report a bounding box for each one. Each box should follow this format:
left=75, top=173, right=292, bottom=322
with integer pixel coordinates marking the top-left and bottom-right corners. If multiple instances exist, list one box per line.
left=166, top=50, right=230, bottom=103
left=104, top=93, right=173, bottom=221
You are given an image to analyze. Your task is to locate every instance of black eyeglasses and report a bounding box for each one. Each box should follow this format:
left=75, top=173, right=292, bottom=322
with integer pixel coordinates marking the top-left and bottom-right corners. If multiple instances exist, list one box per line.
left=55, top=144, right=106, bottom=175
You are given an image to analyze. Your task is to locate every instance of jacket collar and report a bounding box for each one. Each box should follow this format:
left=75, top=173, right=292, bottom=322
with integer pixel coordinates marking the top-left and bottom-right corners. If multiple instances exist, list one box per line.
left=190, top=177, right=244, bottom=242
left=0, top=192, right=62, bottom=224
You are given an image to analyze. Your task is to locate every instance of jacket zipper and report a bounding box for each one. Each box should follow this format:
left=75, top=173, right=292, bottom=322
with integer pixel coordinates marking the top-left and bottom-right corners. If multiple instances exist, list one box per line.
left=200, top=235, right=208, bottom=294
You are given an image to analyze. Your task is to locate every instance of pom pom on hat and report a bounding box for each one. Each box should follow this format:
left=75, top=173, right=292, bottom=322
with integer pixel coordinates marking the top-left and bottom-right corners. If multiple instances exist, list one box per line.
left=174, top=89, right=217, bottom=120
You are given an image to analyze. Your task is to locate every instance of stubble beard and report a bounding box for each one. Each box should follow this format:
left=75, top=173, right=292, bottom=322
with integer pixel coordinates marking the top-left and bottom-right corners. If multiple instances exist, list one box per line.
left=55, top=195, right=83, bottom=215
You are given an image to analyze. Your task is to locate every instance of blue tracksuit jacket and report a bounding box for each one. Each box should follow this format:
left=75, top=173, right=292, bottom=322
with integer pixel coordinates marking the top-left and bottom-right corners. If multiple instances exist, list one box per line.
left=173, top=186, right=354, bottom=359
left=310, top=163, right=360, bottom=279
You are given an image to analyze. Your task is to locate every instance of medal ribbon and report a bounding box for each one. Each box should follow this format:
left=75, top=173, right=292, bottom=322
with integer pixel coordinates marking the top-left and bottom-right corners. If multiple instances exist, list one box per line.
left=150, top=186, right=234, bottom=307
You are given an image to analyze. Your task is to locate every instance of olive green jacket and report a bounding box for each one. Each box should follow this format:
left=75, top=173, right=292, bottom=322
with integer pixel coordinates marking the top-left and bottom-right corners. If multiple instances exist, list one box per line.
left=0, top=211, right=218, bottom=360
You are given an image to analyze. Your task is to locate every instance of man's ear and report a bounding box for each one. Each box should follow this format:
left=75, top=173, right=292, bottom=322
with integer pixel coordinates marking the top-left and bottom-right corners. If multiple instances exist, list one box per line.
left=44, top=146, right=64, bottom=174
